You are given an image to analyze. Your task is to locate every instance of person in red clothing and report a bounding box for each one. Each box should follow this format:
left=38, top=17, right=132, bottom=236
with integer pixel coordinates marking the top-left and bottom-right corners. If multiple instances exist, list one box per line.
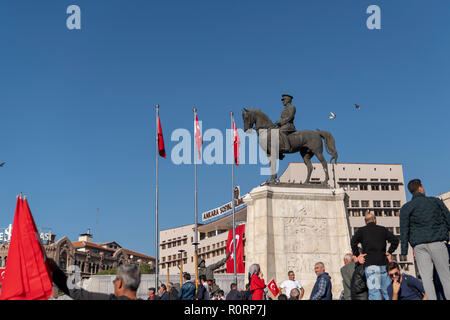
left=249, top=263, right=266, bottom=300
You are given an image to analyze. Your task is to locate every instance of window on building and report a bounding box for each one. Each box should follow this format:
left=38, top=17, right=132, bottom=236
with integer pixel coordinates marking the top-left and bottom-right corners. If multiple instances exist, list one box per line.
left=350, top=185, right=358, bottom=191
left=351, top=200, right=359, bottom=208
left=351, top=210, right=361, bottom=217
left=374, top=209, right=382, bottom=217
left=383, top=201, right=391, bottom=208
left=359, top=184, right=368, bottom=191
left=161, top=245, right=166, bottom=250
left=161, top=264, right=166, bottom=269
left=384, top=210, right=393, bottom=217
left=391, top=184, right=399, bottom=191
left=212, top=244, right=216, bottom=249
left=393, top=201, right=401, bottom=208
left=162, top=257, right=166, bottom=262
left=371, top=184, right=380, bottom=191
left=387, top=227, right=394, bottom=233
left=373, top=201, right=381, bottom=208
left=361, top=200, right=369, bottom=208
left=177, top=241, right=181, bottom=246
left=381, top=184, right=389, bottom=191
left=191, top=257, right=193, bottom=263
left=339, top=183, right=348, bottom=190
left=212, top=252, right=216, bottom=257
left=200, top=233, right=206, bottom=240
left=168, top=243, right=172, bottom=248
left=395, top=227, right=400, bottom=234
left=207, top=246, right=210, bottom=251
left=183, top=239, right=187, bottom=245
left=191, top=237, right=193, bottom=243
left=394, top=210, right=400, bottom=217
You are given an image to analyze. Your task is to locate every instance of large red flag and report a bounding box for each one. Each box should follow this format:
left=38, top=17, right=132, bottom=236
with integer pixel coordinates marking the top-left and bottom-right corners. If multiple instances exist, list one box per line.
left=232, top=117, right=240, bottom=166
left=157, top=115, right=166, bottom=158
left=226, top=224, right=245, bottom=273
left=0, top=196, right=53, bottom=300
left=267, top=279, right=280, bottom=297
left=194, top=113, right=202, bottom=159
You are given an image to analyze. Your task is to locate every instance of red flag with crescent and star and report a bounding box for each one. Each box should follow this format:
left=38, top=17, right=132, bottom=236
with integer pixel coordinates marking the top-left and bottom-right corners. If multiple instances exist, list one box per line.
left=267, top=279, right=280, bottom=297
left=232, top=116, right=240, bottom=166
left=194, top=112, right=202, bottom=159
left=226, top=224, right=245, bottom=273
left=157, top=114, right=166, bottom=158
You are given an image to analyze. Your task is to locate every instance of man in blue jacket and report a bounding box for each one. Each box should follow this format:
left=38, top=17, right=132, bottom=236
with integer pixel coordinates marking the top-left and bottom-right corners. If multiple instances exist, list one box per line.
left=178, top=272, right=196, bottom=300
left=400, top=179, right=450, bottom=300
left=309, top=262, right=332, bottom=300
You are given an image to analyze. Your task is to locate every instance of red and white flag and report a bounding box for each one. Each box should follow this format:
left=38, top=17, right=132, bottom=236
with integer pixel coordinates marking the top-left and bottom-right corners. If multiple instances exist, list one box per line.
left=232, top=117, right=240, bottom=166
left=267, top=279, right=280, bottom=297
left=157, top=114, right=166, bottom=158
left=0, top=196, right=53, bottom=300
left=226, top=224, right=245, bottom=273
left=194, top=112, right=202, bottom=159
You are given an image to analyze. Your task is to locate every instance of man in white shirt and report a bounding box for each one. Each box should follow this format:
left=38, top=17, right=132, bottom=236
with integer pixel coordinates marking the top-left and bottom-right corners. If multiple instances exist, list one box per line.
left=280, top=271, right=304, bottom=299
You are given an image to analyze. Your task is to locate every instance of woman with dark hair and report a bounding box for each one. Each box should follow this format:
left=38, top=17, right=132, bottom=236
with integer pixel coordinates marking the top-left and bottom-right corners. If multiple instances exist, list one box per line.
left=249, top=263, right=266, bottom=300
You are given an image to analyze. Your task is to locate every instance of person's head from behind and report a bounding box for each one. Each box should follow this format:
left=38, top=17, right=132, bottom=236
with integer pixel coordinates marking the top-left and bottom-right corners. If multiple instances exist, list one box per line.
left=218, top=290, right=225, bottom=298
left=278, top=293, right=288, bottom=300
left=245, top=283, right=250, bottom=291
left=167, top=282, right=174, bottom=291
left=314, top=262, right=325, bottom=276
left=364, top=212, right=376, bottom=225
left=230, top=282, right=237, bottom=291
left=387, top=262, right=402, bottom=282
left=407, top=179, right=424, bottom=195
left=113, top=264, right=141, bottom=297
left=183, top=272, right=191, bottom=282
left=290, top=288, right=300, bottom=300
left=288, top=270, right=295, bottom=281
left=199, top=274, right=207, bottom=284
left=248, top=263, right=260, bottom=283
left=343, top=253, right=353, bottom=265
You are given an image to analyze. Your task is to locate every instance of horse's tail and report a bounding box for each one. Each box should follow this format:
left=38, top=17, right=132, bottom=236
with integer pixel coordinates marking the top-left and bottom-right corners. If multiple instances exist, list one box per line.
left=316, top=129, right=338, bottom=164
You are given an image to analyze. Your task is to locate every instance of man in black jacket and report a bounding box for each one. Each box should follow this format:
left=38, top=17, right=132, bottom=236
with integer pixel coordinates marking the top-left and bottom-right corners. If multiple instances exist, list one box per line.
left=350, top=212, right=399, bottom=300
left=400, top=179, right=450, bottom=300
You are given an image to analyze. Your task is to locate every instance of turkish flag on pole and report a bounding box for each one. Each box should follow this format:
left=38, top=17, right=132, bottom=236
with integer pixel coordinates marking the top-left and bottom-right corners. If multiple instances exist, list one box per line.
left=157, top=115, right=166, bottom=158
left=267, top=279, right=280, bottom=297
left=232, top=117, right=240, bottom=166
left=194, top=112, right=202, bottom=159
left=0, top=196, right=53, bottom=300
left=226, top=224, right=245, bottom=273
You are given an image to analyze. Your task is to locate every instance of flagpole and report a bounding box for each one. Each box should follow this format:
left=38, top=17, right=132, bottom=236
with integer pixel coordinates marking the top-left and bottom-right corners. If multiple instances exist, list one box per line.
left=193, top=108, right=199, bottom=290
left=155, top=104, right=160, bottom=290
left=231, top=112, right=237, bottom=285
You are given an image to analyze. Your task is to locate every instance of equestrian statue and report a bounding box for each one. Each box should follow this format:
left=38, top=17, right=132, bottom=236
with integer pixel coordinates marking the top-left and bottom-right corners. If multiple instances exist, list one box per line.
left=242, top=94, right=338, bottom=184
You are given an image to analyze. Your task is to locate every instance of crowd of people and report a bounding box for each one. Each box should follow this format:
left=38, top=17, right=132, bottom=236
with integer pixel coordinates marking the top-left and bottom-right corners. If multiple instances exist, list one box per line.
left=46, top=179, right=449, bottom=301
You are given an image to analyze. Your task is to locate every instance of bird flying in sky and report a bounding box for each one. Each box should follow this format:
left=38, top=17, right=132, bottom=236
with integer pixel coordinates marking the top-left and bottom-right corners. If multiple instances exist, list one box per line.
left=328, top=112, right=336, bottom=119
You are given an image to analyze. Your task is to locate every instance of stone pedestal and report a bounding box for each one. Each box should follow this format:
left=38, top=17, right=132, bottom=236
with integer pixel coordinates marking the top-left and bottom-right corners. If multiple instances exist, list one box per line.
left=243, top=184, right=351, bottom=299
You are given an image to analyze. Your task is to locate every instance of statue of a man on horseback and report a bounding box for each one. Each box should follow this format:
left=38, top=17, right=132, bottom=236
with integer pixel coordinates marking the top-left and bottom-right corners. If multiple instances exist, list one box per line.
left=242, top=94, right=338, bottom=184
left=275, top=94, right=296, bottom=157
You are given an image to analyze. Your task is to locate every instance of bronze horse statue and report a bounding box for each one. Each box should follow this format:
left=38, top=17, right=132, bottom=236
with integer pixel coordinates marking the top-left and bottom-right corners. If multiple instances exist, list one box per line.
left=242, top=108, right=338, bottom=184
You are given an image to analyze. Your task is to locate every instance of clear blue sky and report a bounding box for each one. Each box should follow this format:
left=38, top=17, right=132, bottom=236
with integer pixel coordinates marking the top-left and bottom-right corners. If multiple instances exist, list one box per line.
left=0, top=0, right=449, bottom=256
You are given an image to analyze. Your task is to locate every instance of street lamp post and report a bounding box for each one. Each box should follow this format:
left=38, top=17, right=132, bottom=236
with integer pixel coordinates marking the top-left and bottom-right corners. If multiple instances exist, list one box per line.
left=178, top=249, right=185, bottom=286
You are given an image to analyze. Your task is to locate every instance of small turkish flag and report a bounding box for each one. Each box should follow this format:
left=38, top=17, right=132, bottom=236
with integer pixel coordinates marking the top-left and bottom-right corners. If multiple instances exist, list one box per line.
left=157, top=115, right=166, bottom=158
left=267, top=279, right=280, bottom=297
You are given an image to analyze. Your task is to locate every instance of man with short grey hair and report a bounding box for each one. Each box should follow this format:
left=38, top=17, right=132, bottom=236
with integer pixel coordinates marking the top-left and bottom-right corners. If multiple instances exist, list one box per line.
left=47, top=259, right=142, bottom=300
left=340, top=253, right=356, bottom=300
left=310, top=262, right=332, bottom=300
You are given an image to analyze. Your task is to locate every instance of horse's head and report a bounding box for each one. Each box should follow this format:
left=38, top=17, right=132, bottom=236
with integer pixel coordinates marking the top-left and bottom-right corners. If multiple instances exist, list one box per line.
left=242, top=108, right=255, bottom=133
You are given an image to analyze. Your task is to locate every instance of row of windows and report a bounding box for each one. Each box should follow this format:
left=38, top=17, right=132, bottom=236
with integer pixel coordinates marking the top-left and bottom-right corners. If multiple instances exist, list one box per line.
left=161, top=251, right=187, bottom=263
left=161, top=258, right=188, bottom=269
left=350, top=200, right=401, bottom=208
left=340, top=183, right=400, bottom=192
left=349, top=209, right=400, bottom=217
left=161, top=238, right=188, bottom=250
